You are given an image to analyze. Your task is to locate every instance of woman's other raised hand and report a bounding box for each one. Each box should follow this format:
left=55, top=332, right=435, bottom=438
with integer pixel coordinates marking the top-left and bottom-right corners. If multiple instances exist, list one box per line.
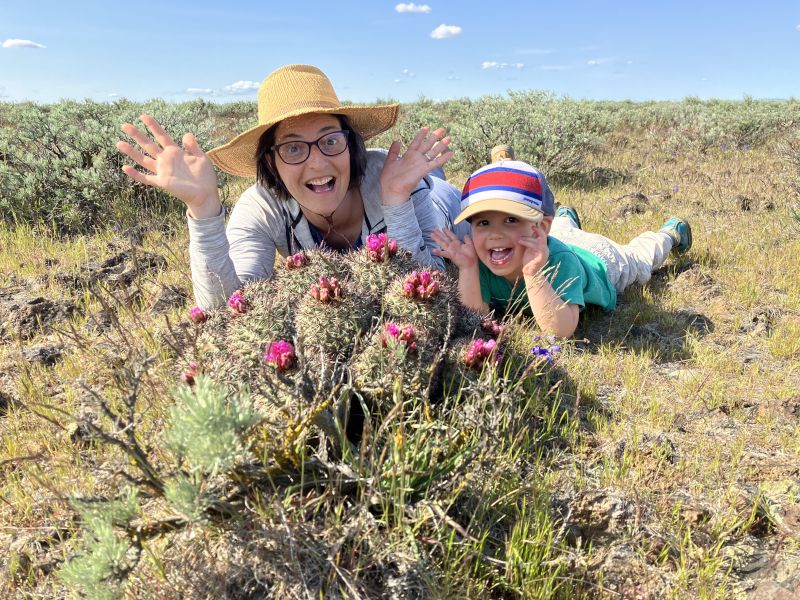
left=380, top=126, right=453, bottom=206
left=116, top=114, right=221, bottom=219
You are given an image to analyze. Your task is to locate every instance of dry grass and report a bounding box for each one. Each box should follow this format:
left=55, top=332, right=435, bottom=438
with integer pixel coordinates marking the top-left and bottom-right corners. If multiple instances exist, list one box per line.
left=1, top=128, right=799, bottom=599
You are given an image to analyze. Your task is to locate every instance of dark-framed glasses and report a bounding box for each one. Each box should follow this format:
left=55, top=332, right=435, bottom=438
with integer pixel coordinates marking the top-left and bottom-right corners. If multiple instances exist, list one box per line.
left=272, top=130, right=349, bottom=165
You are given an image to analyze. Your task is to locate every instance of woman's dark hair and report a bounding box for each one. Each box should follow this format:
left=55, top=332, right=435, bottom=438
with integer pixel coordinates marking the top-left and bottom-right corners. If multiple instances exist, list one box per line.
left=255, top=114, right=368, bottom=200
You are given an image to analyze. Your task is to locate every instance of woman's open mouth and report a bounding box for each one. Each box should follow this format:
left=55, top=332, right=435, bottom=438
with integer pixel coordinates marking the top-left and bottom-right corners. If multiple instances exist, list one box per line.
left=306, top=176, right=336, bottom=193
left=488, top=248, right=513, bottom=266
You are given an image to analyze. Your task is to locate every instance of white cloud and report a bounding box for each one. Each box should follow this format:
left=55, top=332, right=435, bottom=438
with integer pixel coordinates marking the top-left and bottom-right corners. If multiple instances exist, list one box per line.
left=796, top=24, right=800, bottom=31
left=516, top=48, right=553, bottom=56
left=587, top=58, right=611, bottom=66
left=187, top=87, right=213, bottom=94
left=401, top=68, right=415, bottom=77
left=2, top=38, right=46, bottom=49
left=107, top=93, right=119, bottom=98
left=481, top=61, right=524, bottom=70
left=446, top=75, right=460, bottom=80
left=394, top=79, right=402, bottom=83
left=223, top=80, right=259, bottom=93
left=395, top=3, right=431, bottom=13
left=430, top=24, right=461, bottom=39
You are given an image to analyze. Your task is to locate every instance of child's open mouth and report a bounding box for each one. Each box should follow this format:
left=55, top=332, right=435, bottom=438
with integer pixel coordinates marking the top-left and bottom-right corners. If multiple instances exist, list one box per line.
left=306, top=176, right=336, bottom=193
left=489, top=248, right=513, bottom=266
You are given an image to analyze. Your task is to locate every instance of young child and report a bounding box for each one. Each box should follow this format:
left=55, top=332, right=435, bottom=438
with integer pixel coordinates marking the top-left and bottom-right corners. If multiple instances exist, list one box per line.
left=432, top=160, right=692, bottom=338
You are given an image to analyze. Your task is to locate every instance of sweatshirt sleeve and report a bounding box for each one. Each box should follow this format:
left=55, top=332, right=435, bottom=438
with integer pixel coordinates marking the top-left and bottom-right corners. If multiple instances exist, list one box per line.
left=187, top=187, right=280, bottom=309
left=187, top=207, right=241, bottom=310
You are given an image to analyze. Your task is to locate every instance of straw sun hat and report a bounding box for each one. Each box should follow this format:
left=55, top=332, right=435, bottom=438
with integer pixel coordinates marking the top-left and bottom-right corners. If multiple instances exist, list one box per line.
left=208, top=64, right=400, bottom=178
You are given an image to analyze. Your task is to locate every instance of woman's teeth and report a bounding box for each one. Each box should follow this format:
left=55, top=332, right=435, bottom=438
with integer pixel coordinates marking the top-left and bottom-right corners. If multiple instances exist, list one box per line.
left=306, top=176, right=335, bottom=192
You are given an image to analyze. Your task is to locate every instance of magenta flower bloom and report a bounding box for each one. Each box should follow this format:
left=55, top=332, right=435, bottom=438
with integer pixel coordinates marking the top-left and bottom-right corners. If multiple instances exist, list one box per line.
left=285, top=252, right=308, bottom=270
left=189, top=306, right=207, bottom=324
left=227, top=290, right=246, bottom=314
left=366, top=233, right=399, bottom=262
left=380, top=322, right=418, bottom=352
left=401, top=271, right=441, bottom=300
left=463, top=338, right=500, bottom=369
left=264, top=340, right=296, bottom=372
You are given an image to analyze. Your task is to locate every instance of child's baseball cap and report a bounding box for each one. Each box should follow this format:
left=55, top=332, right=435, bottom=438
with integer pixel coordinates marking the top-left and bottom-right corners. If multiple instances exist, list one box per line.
left=454, top=160, right=555, bottom=224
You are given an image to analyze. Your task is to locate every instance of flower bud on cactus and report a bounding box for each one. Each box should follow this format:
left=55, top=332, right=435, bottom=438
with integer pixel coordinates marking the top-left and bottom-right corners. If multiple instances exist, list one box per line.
left=380, top=322, right=418, bottom=353
left=189, top=306, right=208, bottom=324
left=227, top=290, right=246, bottom=314
left=366, top=233, right=398, bottom=263
left=264, top=340, right=296, bottom=371
left=309, top=276, right=342, bottom=303
left=285, top=252, right=308, bottom=270
left=480, top=319, right=504, bottom=338
left=401, top=271, right=441, bottom=300
left=463, top=338, right=501, bottom=369
left=181, top=361, right=199, bottom=385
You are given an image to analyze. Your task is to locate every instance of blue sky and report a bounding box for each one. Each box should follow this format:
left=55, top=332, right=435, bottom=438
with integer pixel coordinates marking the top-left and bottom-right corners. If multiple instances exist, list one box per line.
left=2, top=1, right=799, bottom=104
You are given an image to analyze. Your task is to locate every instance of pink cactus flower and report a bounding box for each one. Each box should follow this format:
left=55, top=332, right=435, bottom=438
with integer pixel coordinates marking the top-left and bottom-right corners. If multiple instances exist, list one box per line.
left=366, top=233, right=399, bottom=262
left=285, top=252, right=308, bottom=270
left=227, top=290, right=246, bottom=314
left=310, top=276, right=342, bottom=302
left=264, top=340, right=296, bottom=371
left=189, top=306, right=207, bottom=324
left=401, top=271, right=441, bottom=300
left=181, top=360, right=199, bottom=385
left=463, top=338, right=501, bottom=370
left=380, top=322, right=418, bottom=353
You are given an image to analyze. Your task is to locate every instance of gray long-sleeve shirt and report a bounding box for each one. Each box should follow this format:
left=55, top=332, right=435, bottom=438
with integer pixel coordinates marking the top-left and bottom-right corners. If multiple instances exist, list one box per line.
left=187, top=149, right=469, bottom=308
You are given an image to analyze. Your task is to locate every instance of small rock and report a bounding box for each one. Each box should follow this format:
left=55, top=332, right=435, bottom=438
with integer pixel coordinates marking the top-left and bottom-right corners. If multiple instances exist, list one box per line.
left=22, top=344, right=64, bottom=367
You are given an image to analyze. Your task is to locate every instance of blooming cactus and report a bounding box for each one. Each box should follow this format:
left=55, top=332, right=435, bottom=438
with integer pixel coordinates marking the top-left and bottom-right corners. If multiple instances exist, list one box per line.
left=189, top=306, right=207, bottom=324
left=401, top=271, right=441, bottom=300
left=227, top=290, right=246, bottom=314
left=380, top=322, right=418, bottom=353
left=366, top=233, right=398, bottom=263
left=309, top=276, right=342, bottom=303
left=463, top=338, right=501, bottom=370
left=263, top=340, right=297, bottom=372
left=285, top=252, right=308, bottom=270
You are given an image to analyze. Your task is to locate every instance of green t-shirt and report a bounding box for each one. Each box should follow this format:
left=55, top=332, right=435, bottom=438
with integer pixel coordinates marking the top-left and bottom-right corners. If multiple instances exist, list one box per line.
left=478, top=236, right=617, bottom=315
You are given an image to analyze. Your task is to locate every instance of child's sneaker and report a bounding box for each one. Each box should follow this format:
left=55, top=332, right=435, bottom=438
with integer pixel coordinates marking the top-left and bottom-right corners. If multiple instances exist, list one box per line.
left=490, top=144, right=515, bottom=163
left=660, top=217, right=692, bottom=253
left=555, top=206, right=582, bottom=230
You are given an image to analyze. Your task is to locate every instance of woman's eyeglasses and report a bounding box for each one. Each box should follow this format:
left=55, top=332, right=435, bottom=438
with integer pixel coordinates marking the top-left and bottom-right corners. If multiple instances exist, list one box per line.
left=272, top=130, right=349, bottom=165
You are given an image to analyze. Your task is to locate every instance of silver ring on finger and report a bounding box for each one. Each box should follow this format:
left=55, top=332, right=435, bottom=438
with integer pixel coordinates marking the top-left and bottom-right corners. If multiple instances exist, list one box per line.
left=423, top=152, right=433, bottom=161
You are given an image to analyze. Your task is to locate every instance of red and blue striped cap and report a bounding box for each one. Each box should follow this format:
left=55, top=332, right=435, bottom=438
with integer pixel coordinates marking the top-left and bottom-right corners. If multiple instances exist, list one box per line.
left=454, top=160, right=555, bottom=224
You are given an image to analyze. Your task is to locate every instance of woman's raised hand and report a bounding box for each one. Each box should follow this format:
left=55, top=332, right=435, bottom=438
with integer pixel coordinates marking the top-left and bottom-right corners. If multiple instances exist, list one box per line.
left=116, top=115, right=221, bottom=219
left=380, top=126, right=453, bottom=206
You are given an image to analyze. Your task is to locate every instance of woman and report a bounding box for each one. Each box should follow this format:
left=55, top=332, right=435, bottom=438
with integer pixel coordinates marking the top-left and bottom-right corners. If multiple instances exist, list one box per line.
left=117, top=64, right=466, bottom=308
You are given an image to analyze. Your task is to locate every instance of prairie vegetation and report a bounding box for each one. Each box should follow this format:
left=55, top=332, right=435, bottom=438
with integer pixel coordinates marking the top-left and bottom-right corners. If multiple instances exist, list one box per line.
left=1, top=95, right=799, bottom=598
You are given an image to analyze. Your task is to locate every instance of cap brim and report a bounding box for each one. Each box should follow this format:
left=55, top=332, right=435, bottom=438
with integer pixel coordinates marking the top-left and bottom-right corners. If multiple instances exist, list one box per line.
left=208, top=103, right=399, bottom=178
left=454, top=198, right=545, bottom=224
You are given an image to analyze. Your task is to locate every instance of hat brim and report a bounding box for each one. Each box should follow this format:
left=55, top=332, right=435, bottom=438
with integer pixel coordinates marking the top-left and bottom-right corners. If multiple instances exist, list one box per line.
left=454, top=198, right=545, bottom=224
left=208, top=103, right=399, bottom=178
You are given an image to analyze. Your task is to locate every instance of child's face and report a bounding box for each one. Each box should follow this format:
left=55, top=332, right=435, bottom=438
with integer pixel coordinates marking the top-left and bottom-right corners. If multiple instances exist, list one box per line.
left=470, top=210, right=547, bottom=282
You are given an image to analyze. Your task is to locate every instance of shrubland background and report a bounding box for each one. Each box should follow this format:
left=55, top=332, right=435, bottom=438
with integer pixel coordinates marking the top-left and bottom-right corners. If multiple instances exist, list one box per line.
left=0, top=93, right=799, bottom=598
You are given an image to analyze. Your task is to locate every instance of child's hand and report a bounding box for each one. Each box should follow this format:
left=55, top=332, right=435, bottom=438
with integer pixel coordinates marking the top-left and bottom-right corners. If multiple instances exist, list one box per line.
left=518, top=223, right=550, bottom=277
left=380, top=127, right=453, bottom=206
left=431, top=228, right=478, bottom=270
